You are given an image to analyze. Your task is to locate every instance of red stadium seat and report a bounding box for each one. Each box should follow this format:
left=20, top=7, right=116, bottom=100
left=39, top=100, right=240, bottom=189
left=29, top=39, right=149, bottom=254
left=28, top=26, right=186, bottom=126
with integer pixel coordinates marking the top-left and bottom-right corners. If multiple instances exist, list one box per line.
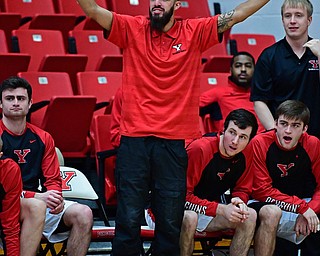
left=200, top=72, right=229, bottom=94
left=202, top=55, right=233, bottom=73
left=69, top=30, right=122, bottom=71
left=55, top=0, right=107, bottom=17
left=41, top=96, right=96, bottom=158
left=0, top=54, right=30, bottom=83
left=0, top=13, right=21, bottom=52
left=76, top=71, right=122, bottom=115
left=175, top=0, right=211, bottom=19
left=91, top=115, right=117, bottom=206
left=17, top=72, right=74, bottom=127
left=229, top=33, right=276, bottom=61
left=12, top=29, right=87, bottom=94
left=106, top=0, right=149, bottom=16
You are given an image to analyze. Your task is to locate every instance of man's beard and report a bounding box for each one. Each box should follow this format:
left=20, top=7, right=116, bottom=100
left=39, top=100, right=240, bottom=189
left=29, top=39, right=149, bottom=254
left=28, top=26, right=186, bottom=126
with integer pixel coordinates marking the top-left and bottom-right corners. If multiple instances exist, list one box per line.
left=149, top=5, right=174, bottom=31
left=230, top=75, right=251, bottom=89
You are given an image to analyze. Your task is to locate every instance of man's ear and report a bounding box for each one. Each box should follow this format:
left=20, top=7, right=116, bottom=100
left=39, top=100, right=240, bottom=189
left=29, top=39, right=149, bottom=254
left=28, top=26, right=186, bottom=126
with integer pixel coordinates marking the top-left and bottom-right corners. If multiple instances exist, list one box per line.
left=303, top=125, right=308, bottom=133
left=28, top=99, right=33, bottom=109
left=174, top=1, right=181, bottom=11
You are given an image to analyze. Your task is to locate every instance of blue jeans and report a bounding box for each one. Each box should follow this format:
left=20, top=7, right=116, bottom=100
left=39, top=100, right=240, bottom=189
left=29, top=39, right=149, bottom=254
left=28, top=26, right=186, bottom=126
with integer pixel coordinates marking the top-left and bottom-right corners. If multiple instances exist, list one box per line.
left=112, top=136, right=187, bottom=256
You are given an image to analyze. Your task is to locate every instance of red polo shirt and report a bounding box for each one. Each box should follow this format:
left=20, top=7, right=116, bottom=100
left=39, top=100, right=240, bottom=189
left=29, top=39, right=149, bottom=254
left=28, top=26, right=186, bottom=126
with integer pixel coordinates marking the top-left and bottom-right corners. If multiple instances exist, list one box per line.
left=200, top=78, right=264, bottom=133
left=107, top=13, right=220, bottom=139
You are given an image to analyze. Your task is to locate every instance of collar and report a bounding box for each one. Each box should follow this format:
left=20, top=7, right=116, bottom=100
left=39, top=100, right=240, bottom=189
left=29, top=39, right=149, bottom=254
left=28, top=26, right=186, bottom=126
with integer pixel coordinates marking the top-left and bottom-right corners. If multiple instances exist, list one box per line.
left=151, top=19, right=180, bottom=39
left=282, top=36, right=314, bottom=59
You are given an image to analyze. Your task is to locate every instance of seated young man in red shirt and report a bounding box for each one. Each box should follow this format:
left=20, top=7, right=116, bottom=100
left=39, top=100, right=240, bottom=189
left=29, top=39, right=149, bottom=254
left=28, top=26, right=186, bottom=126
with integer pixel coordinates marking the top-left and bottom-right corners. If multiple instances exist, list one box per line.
left=0, top=137, right=22, bottom=256
left=249, top=100, right=320, bottom=256
left=146, top=109, right=275, bottom=256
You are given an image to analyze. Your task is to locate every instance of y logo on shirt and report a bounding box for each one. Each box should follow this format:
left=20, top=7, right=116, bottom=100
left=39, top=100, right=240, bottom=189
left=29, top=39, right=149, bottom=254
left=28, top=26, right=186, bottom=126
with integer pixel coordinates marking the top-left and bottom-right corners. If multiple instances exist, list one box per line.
left=172, top=43, right=186, bottom=55
left=308, top=60, right=319, bottom=71
left=14, top=149, right=31, bottom=163
left=277, top=163, right=294, bottom=177
left=217, top=168, right=231, bottom=180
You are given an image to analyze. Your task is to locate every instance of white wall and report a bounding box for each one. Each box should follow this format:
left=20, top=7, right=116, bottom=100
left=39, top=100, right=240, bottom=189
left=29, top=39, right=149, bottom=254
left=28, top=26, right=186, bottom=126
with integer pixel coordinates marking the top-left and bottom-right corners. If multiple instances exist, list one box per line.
left=207, top=0, right=320, bottom=41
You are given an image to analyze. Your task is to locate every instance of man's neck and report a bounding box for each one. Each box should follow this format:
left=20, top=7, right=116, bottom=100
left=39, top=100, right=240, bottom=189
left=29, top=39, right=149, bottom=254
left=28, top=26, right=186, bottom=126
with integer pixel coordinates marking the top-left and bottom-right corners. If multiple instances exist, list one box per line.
left=2, top=117, right=27, bottom=135
left=286, top=34, right=309, bottom=58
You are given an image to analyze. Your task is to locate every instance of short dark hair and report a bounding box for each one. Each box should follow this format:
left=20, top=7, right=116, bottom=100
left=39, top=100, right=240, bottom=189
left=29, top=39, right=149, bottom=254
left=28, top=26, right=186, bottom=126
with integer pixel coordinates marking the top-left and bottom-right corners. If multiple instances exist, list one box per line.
left=275, top=100, right=310, bottom=127
left=223, top=108, right=258, bottom=140
left=230, top=51, right=255, bottom=68
left=0, top=76, right=32, bottom=103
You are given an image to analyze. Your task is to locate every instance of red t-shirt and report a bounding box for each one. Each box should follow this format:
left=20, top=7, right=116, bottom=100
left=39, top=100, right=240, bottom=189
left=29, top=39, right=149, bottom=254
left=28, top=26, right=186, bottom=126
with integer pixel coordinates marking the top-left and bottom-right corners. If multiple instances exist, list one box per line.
left=107, top=13, right=220, bottom=139
left=0, top=158, right=22, bottom=256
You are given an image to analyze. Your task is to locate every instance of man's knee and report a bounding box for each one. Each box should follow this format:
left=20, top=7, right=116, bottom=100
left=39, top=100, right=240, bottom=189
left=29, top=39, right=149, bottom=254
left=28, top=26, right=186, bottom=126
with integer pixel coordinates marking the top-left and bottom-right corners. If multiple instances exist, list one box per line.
left=64, top=203, right=93, bottom=228
left=259, top=205, right=282, bottom=227
left=21, top=198, right=46, bottom=221
left=182, top=210, right=198, bottom=232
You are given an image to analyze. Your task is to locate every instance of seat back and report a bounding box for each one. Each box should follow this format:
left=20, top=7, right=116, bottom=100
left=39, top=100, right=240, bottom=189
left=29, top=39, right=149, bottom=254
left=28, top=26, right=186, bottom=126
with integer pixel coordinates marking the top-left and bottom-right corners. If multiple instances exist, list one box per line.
left=200, top=72, right=229, bottom=94
left=91, top=115, right=117, bottom=206
left=0, top=14, right=21, bottom=52
left=18, top=72, right=74, bottom=127
left=175, top=0, right=211, bottom=19
left=56, top=0, right=107, bottom=16
left=0, top=54, right=30, bottom=83
left=0, top=29, right=8, bottom=53
left=229, top=33, right=276, bottom=61
left=2, top=0, right=55, bottom=16
left=106, top=0, right=149, bottom=16
left=12, top=29, right=66, bottom=71
left=41, top=96, right=96, bottom=157
left=76, top=71, right=122, bottom=115
left=69, top=30, right=122, bottom=71
left=202, top=55, right=232, bottom=73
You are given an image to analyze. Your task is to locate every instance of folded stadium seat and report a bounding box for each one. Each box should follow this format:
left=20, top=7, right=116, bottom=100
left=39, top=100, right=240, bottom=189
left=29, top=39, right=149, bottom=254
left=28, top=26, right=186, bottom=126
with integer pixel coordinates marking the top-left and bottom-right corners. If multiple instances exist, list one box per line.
left=202, top=55, right=233, bottom=73
left=12, top=29, right=87, bottom=94
left=175, top=0, right=211, bottom=19
left=54, top=0, right=107, bottom=17
left=201, top=28, right=231, bottom=64
left=96, top=55, right=123, bottom=72
left=76, top=71, right=122, bottom=116
left=1, top=0, right=77, bottom=50
left=229, top=33, right=276, bottom=61
left=69, top=30, right=122, bottom=71
left=40, top=96, right=96, bottom=159
left=17, top=72, right=74, bottom=127
left=106, top=0, right=149, bottom=16
left=199, top=72, right=229, bottom=134
left=0, top=13, right=21, bottom=52
left=91, top=114, right=117, bottom=207
left=0, top=31, right=31, bottom=82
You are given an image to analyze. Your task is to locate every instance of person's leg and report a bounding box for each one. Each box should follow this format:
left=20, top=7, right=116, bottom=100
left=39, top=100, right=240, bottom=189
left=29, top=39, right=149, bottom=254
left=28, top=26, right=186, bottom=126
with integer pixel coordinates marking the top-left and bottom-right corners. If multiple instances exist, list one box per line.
left=254, top=205, right=282, bottom=256
left=180, top=210, right=198, bottom=256
left=20, top=198, right=46, bottom=256
left=113, top=136, right=150, bottom=256
left=62, top=202, right=93, bottom=256
left=151, top=138, right=187, bottom=256
left=204, top=208, right=256, bottom=256
left=229, top=208, right=256, bottom=256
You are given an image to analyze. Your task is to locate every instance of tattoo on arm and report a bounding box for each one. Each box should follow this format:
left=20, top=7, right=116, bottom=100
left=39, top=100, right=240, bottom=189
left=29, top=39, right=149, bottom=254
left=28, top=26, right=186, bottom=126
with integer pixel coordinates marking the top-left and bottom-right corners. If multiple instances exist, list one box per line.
left=218, top=10, right=235, bottom=33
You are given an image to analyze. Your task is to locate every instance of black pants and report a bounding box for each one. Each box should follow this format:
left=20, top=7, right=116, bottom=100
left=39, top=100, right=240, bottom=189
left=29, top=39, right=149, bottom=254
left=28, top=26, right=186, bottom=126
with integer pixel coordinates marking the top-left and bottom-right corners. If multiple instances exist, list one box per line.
left=112, top=136, right=188, bottom=256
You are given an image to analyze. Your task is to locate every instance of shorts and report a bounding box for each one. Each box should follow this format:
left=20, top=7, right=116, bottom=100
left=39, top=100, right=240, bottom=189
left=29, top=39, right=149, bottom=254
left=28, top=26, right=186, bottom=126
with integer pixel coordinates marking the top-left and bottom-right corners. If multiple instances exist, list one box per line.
left=144, top=209, right=213, bottom=232
left=248, top=198, right=311, bottom=244
left=43, top=200, right=76, bottom=243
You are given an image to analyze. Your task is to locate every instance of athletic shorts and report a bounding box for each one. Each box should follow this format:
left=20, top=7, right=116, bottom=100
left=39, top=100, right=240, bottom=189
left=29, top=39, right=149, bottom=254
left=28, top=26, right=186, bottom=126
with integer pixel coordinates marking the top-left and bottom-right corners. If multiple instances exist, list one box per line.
left=248, top=198, right=311, bottom=244
left=43, top=200, right=76, bottom=243
left=144, top=209, right=213, bottom=232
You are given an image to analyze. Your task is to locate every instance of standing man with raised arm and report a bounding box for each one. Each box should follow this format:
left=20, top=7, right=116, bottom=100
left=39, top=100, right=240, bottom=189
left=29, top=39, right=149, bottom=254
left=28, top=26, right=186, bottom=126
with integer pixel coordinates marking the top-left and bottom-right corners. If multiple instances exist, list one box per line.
left=251, top=0, right=320, bottom=137
left=77, top=1, right=271, bottom=255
